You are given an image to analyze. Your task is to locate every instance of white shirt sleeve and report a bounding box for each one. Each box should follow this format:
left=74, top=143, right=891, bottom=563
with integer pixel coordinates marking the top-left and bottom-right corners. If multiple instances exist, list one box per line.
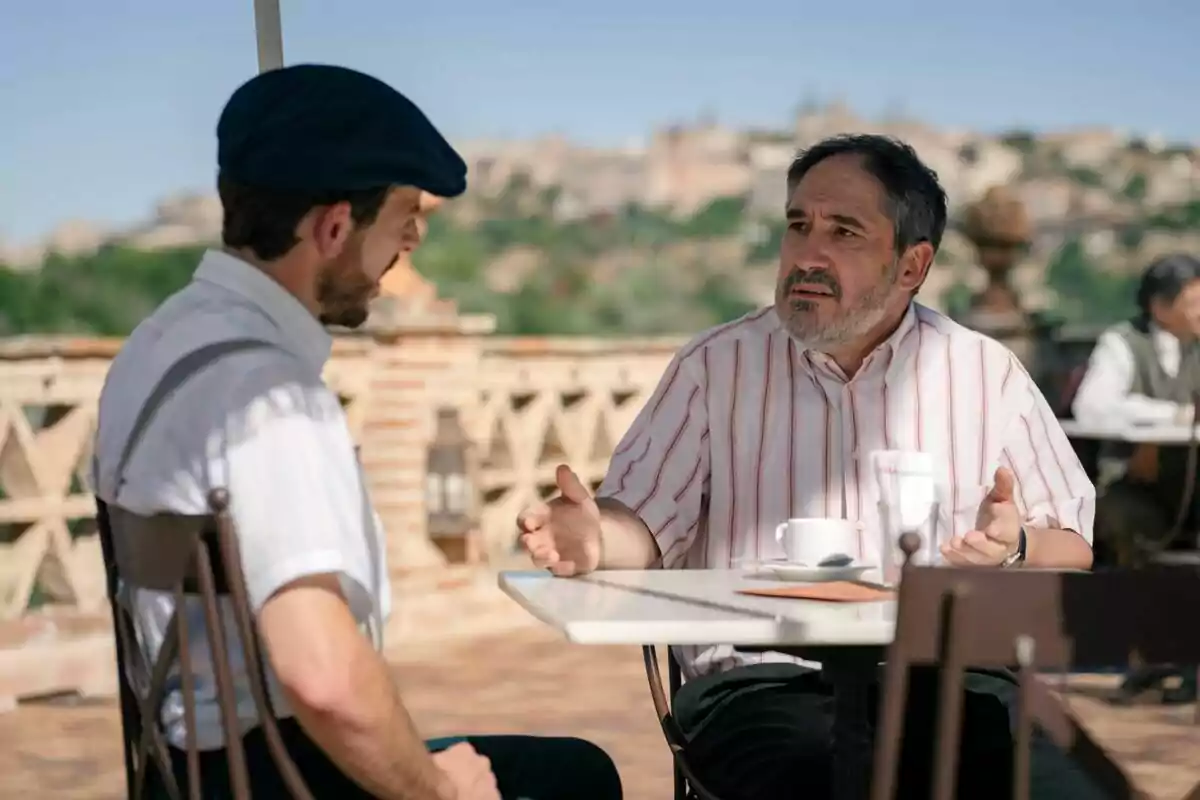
left=218, top=370, right=376, bottom=614
left=1071, top=329, right=1183, bottom=427
left=1002, top=356, right=1096, bottom=541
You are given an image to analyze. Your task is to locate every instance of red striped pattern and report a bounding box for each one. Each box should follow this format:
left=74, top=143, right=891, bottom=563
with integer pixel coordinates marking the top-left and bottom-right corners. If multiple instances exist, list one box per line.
left=599, top=302, right=1095, bottom=678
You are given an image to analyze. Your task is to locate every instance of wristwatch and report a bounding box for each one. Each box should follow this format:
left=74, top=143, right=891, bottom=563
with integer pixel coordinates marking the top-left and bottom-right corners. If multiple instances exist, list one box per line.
left=1000, top=526, right=1027, bottom=568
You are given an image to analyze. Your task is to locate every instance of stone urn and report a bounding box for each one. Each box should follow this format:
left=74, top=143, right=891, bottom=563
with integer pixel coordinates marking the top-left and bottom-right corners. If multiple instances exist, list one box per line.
left=960, top=185, right=1038, bottom=367
left=962, top=185, right=1032, bottom=316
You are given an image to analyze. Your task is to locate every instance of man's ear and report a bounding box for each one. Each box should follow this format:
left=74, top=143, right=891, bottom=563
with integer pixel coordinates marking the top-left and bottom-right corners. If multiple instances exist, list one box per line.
left=896, top=241, right=935, bottom=293
left=302, top=201, right=354, bottom=259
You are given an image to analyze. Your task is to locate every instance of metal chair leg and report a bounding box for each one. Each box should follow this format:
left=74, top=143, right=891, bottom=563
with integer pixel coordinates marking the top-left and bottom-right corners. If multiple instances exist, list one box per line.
left=643, top=645, right=721, bottom=800
left=669, top=652, right=688, bottom=800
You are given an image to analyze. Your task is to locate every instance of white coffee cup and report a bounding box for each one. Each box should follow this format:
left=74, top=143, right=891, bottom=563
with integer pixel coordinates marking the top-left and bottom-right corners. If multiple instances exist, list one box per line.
left=773, top=518, right=860, bottom=565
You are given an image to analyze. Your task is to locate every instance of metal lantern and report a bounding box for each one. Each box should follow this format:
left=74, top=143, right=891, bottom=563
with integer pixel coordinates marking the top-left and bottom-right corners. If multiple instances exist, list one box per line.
left=426, top=408, right=475, bottom=538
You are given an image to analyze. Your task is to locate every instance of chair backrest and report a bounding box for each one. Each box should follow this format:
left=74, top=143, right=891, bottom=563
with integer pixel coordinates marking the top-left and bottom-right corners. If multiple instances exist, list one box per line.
left=1056, top=363, right=1088, bottom=420
left=98, top=489, right=315, bottom=800
left=872, top=532, right=1200, bottom=800
left=93, top=337, right=313, bottom=799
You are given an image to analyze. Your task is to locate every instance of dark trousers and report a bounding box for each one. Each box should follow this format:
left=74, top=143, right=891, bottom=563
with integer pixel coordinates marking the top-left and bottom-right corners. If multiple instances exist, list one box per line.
left=148, top=718, right=622, bottom=799
left=1093, top=478, right=1196, bottom=565
left=1096, top=479, right=1198, bottom=696
left=674, top=663, right=1106, bottom=800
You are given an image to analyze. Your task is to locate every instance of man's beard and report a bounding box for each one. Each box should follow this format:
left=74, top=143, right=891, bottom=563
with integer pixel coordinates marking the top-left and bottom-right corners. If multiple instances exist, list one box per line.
left=317, top=301, right=370, bottom=329
left=316, top=263, right=374, bottom=329
left=775, top=260, right=898, bottom=350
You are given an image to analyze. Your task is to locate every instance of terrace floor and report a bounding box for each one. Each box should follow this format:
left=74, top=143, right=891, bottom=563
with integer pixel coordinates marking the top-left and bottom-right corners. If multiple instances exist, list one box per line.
left=3, top=624, right=1200, bottom=798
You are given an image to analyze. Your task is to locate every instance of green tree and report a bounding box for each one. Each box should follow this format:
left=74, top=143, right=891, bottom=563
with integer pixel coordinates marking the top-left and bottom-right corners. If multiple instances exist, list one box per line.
left=748, top=220, right=786, bottom=263
left=999, top=131, right=1037, bottom=154
left=682, top=196, right=748, bottom=238
left=0, top=245, right=201, bottom=335
left=1147, top=200, right=1200, bottom=231
left=694, top=273, right=759, bottom=323
left=1044, top=239, right=1138, bottom=324
left=1067, top=167, right=1104, bottom=188
left=1121, top=173, right=1148, bottom=202
left=940, top=280, right=974, bottom=320
left=0, top=191, right=770, bottom=339
left=1118, top=223, right=1145, bottom=251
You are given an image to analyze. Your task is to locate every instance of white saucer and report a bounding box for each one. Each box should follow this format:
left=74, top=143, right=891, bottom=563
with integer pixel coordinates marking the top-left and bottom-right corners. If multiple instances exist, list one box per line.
left=755, top=562, right=872, bottom=583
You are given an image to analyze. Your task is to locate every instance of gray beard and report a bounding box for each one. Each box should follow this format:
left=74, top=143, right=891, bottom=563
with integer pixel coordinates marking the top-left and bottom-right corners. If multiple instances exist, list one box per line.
left=777, top=260, right=898, bottom=350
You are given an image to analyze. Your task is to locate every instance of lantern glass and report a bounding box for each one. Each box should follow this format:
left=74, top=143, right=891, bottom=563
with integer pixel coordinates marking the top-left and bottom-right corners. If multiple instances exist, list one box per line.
left=426, top=473, right=444, bottom=514
left=445, top=473, right=469, bottom=514
left=426, top=407, right=474, bottom=538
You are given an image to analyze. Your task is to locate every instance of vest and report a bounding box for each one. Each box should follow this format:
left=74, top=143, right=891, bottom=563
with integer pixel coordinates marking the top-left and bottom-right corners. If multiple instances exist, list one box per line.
left=1107, top=320, right=1200, bottom=525
left=1113, top=320, right=1200, bottom=405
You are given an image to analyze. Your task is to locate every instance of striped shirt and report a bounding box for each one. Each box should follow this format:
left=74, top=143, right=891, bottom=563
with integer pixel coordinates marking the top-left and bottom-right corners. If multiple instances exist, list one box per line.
left=598, top=302, right=1095, bottom=678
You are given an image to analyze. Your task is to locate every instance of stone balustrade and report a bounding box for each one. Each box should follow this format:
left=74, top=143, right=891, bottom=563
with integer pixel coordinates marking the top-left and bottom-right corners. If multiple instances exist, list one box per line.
left=0, top=327, right=680, bottom=625
left=0, top=254, right=687, bottom=706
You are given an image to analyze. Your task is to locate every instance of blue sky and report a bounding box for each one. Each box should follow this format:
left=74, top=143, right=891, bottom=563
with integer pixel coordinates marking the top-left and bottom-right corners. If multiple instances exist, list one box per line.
left=2, top=0, right=1198, bottom=245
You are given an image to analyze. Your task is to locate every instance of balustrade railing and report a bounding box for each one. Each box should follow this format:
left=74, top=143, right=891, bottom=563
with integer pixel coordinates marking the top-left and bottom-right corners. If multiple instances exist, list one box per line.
left=0, top=334, right=679, bottom=619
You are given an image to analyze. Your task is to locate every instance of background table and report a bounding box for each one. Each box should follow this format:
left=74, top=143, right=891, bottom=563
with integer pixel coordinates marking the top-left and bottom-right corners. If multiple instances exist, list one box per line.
left=1059, top=419, right=1200, bottom=443
left=499, top=568, right=897, bottom=800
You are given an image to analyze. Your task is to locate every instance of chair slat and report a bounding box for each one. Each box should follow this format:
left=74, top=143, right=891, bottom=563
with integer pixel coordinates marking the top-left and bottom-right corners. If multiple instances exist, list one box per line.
left=890, top=567, right=1200, bottom=669
left=97, top=488, right=317, bottom=799
left=106, top=507, right=211, bottom=592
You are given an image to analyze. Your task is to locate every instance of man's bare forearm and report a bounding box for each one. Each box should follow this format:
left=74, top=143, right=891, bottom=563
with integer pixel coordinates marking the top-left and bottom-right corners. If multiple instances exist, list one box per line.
left=595, top=497, right=662, bottom=570
left=286, top=641, right=451, bottom=800
left=1024, top=526, right=1094, bottom=570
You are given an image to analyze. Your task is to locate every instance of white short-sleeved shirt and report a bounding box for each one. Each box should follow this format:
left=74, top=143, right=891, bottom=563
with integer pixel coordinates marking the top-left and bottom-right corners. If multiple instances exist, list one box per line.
left=93, top=249, right=391, bottom=750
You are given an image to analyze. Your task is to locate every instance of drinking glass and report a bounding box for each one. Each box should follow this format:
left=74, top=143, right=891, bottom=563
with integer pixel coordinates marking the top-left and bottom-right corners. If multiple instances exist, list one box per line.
left=878, top=498, right=939, bottom=584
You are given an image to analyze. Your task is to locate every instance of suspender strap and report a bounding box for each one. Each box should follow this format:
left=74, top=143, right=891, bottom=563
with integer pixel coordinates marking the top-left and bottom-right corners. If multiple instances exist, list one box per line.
left=97, top=339, right=274, bottom=597
left=94, top=339, right=274, bottom=797
left=109, top=339, right=275, bottom=494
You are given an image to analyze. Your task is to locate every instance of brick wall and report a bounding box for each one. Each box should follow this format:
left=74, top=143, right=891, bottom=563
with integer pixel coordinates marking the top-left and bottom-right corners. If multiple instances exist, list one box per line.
left=358, top=299, right=495, bottom=572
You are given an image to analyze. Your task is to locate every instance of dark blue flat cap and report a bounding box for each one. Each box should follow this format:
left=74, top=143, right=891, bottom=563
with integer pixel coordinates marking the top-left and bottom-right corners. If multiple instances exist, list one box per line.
left=217, top=64, right=467, bottom=198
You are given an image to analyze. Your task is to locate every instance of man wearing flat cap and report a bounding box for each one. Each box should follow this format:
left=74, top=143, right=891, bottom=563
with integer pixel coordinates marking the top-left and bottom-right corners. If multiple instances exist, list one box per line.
left=93, top=64, right=622, bottom=800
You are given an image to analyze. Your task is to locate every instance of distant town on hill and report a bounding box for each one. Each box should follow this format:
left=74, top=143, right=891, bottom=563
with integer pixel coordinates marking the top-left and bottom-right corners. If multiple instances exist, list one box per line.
left=1, top=102, right=1198, bottom=337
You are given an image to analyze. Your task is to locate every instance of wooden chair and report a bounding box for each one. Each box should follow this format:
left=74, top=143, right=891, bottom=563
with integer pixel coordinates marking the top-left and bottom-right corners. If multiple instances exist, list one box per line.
left=97, top=487, right=315, bottom=800
left=1108, top=399, right=1200, bottom=705
left=873, top=532, right=1200, bottom=800
left=643, top=645, right=723, bottom=800
left=1147, top=401, right=1200, bottom=562
left=1055, top=363, right=1088, bottom=421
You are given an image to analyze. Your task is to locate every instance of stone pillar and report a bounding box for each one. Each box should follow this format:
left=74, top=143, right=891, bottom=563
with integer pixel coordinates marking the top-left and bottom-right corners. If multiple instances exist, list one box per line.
left=356, top=258, right=494, bottom=575
left=960, top=186, right=1040, bottom=369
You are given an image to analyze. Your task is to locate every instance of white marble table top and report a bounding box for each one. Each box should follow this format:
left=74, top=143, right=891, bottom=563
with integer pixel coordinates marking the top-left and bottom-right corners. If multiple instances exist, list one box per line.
left=498, top=568, right=896, bottom=647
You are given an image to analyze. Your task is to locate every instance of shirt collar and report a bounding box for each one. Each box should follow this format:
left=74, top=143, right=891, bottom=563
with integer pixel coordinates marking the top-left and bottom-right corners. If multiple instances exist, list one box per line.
left=1150, top=322, right=1180, bottom=349
left=786, top=301, right=919, bottom=381
left=192, top=249, right=333, bottom=372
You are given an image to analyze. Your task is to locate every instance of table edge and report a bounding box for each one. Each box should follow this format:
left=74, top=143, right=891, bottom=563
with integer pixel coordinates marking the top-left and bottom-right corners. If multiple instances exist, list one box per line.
left=497, top=570, right=897, bottom=647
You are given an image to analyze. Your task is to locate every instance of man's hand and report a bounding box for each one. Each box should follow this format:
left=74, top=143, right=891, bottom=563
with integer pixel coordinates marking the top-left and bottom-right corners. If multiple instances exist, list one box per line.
left=941, top=466, right=1022, bottom=567
left=432, top=742, right=500, bottom=800
left=516, top=464, right=602, bottom=576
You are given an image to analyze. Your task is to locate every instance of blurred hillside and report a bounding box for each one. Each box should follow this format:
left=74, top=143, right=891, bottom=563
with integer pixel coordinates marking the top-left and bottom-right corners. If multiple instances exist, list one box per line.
left=1, top=102, right=1198, bottom=336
